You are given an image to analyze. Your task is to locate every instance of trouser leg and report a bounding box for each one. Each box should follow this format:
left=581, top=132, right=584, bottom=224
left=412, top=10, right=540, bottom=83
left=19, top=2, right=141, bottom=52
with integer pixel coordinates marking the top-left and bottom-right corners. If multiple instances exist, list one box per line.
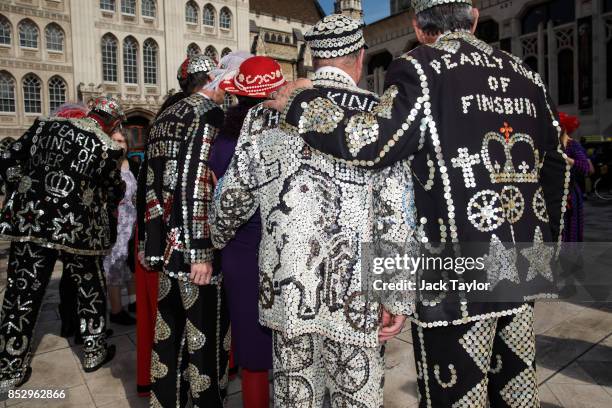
left=136, top=257, right=158, bottom=394
left=63, top=252, right=109, bottom=369
left=0, top=242, right=57, bottom=390
left=58, top=265, right=78, bottom=337
left=324, top=337, right=386, bottom=408
left=181, top=279, right=230, bottom=408
left=411, top=317, right=497, bottom=408
left=487, top=304, right=539, bottom=408
left=272, top=331, right=326, bottom=408
left=149, top=274, right=187, bottom=408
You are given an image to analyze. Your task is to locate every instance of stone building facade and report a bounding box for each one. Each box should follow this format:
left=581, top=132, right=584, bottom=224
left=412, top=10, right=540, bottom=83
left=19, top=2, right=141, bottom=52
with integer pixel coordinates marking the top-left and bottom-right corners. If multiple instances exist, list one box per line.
left=249, top=0, right=324, bottom=81
left=0, top=0, right=332, bottom=143
left=362, top=0, right=612, bottom=138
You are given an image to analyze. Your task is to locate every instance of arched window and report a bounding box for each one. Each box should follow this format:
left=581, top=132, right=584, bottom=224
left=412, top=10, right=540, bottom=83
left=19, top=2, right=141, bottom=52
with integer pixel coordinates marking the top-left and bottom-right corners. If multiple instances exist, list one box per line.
left=203, top=4, right=215, bottom=27
left=186, top=1, right=198, bottom=24
left=558, top=48, right=574, bottom=105
left=187, top=43, right=201, bottom=56
left=220, top=8, right=231, bottom=30
left=521, top=0, right=575, bottom=34
left=48, top=76, right=66, bottom=112
left=18, top=20, right=38, bottom=49
left=45, top=24, right=64, bottom=52
left=221, top=47, right=232, bottom=57
left=0, top=15, right=11, bottom=45
left=22, top=74, right=41, bottom=113
left=142, top=0, right=156, bottom=18
left=123, top=36, right=138, bottom=84
left=101, top=34, right=118, bottom=82
left=100, top=0, right=115, bottom=11
left=204, top=45, right=218, bottom=62
left=143, top=39, right=158, bottom=85
left=121, top=0, right=136, bottom=15
left=0, top=71, right=15, bottom=112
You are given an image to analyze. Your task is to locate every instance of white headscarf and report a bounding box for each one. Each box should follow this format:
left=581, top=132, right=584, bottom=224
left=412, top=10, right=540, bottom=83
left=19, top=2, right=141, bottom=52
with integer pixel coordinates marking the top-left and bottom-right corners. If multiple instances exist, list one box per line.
left=204, top=51, right=253, bottom=91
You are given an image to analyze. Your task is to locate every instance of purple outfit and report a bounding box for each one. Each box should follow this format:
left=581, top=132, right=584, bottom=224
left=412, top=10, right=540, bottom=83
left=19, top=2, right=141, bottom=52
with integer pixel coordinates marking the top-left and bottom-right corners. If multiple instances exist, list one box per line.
left=562, top=139, right=590, bottom=242
left=210, top=133, right=272, bottom=371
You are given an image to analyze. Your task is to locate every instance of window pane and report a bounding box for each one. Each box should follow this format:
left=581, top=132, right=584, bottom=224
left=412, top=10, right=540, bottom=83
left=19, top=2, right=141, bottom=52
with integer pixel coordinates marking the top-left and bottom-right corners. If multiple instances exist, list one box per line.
left=124, top=37, right=138, bottom=84
left=121, top=0, right=136, bottom=15
left=203, top=6, right=215, bottom=26
left=23, top=75, right=41, bottom=113
left=100, top=0, right=115, bottom=11
left=144, top=40, right=158, bottom=84
left=19, top=20, right=38, bottom=48
left=220, top=9, right=231, bottom=29
left=102, top=35, right=118, bottom=82
left=186, top=2, right=198, bottom=24
left=123, top=38, right=137, bottom=84
left=558, top=49, right=574, bottom=105
left=0, top=17, right=11, bottom=45
left=48, top=77, right=66, bottom=112
left=0, top=72, right=15, bottom=112
left=142, top=0, right=156, bottom=17
left=607, top=39, right=612, bottom=99
left=45, top=24, right=64, bottom=52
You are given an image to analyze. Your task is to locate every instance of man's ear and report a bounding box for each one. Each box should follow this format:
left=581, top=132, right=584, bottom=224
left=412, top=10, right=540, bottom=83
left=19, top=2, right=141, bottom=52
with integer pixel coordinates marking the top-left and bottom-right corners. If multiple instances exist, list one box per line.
left=412, top=16, right=425, bottom=44
left=471, top=8, right=480, bottom=34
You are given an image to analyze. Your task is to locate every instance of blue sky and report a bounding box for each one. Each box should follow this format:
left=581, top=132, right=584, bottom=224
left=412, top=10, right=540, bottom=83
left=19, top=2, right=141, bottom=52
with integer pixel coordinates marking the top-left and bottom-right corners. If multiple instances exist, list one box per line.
left=318, top=0, right=391, bottom=24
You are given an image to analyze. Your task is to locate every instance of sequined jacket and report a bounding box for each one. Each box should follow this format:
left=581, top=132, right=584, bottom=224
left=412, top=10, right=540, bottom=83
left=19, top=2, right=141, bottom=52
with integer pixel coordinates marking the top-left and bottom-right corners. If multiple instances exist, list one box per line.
left=137, top=93, right=223, bottom=276
left=0, top=118, right=124, bottom=255
left=282, top=32, right=571, bottom=326
left=210, top=75, right=417, bottom=347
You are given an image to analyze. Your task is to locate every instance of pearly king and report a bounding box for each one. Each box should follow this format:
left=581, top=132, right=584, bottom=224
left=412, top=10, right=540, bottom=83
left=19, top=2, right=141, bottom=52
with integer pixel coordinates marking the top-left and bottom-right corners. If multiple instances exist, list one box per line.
left=211, top=14, right=417, bottom=408
left=138, top=54, right=231, bottom=408
left=278, top=1, right=571, bottom=406
left=0, top=97, right=125, bottom=389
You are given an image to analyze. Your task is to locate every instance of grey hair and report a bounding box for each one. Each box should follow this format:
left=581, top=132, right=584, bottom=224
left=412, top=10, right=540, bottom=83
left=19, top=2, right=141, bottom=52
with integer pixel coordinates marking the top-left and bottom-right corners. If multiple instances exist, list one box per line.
left=415, top=4, right=475, bottom=36
left=312, top=49, right=362, bottom=71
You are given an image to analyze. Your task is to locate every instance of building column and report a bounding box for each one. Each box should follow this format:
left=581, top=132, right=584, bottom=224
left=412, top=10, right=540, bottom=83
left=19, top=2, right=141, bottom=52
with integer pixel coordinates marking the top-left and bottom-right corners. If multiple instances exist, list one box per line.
left=547, top=20, right=558, bottom=104
left=537, top=22, right=546, bottom=80
left=510, top=18, right=522, bottom=57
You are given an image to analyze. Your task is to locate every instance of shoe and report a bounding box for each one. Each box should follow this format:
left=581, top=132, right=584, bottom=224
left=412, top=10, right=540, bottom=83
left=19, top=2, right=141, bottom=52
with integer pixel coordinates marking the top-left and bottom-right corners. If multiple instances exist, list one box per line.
left=83, top=345, right=116, bottom=373
left=16, top=367, right=32, bottom=388
left=74, top=328, right=114, bottom=345
left=137, top=384, right=151, bottom=397
left=128, top=302, right=136, bottom=314
left=109, top=310, right=136, bottom=326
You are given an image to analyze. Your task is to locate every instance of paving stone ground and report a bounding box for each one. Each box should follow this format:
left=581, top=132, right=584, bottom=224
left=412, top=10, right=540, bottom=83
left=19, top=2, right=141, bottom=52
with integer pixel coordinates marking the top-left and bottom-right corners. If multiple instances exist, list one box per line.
left=0, top=200, right=610, bottom=407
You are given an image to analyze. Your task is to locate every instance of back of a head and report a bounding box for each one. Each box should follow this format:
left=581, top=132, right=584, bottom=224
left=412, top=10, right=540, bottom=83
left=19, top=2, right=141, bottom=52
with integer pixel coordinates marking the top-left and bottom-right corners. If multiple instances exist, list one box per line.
left=414, top=1, right=475, bottom=36
left=306, top=14, right=366, bottom=73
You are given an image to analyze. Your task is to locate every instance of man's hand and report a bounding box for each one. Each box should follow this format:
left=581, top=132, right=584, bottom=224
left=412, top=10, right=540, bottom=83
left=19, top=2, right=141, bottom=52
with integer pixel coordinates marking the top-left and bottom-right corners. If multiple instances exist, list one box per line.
left=190, top=262, right=213, bottom=286
left=264, top=79, right=314, bottom=112
left=379, top=308, right=407, bottom=343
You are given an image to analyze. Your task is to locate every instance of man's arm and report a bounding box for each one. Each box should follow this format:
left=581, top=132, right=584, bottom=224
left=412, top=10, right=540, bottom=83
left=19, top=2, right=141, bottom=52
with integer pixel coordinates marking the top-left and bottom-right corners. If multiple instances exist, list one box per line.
left=280, top=55, right=427, bottom=168
left=0, top=120, right=42, bottom=180
left=537, top=80, right=571, bottom=242
left=209, top=110, right=261, bottom=249
left=179, top=108, right=224, bottom=265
